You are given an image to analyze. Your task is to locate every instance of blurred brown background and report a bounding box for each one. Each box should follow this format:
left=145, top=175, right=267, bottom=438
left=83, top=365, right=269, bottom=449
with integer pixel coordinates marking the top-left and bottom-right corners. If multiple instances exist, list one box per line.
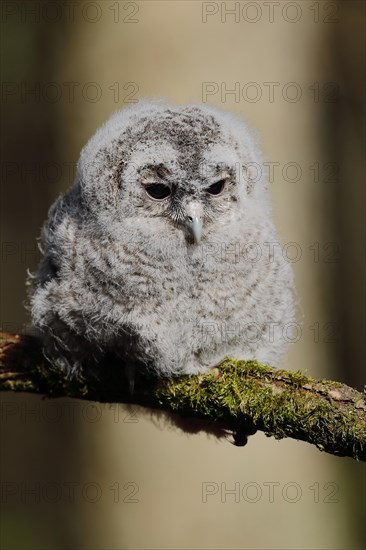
left=1, top=1, right=365, bottom=549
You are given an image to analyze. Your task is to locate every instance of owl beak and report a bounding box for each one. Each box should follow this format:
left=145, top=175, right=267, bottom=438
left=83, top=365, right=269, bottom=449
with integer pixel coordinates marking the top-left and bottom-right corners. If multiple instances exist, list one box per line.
left=190, top=217, right=203, bottom=244
left=185, top=202, right=203, bottom=244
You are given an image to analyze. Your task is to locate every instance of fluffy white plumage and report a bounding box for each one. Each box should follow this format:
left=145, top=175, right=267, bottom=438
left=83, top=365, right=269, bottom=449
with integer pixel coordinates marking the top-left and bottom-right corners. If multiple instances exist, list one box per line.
left=29, top=100, right=295, bottom=381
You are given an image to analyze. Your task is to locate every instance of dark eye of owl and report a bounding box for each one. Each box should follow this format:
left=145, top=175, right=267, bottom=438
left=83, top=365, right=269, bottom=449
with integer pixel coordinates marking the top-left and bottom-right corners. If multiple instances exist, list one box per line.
left=207, top=179, right=226, bottom=196
left=145, top=183, right=171, bottom=201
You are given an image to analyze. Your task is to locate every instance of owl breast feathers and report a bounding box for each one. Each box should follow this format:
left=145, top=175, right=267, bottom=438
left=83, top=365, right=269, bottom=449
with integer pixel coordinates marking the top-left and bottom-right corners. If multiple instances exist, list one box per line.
left=29, top=100, right=295, bottom=379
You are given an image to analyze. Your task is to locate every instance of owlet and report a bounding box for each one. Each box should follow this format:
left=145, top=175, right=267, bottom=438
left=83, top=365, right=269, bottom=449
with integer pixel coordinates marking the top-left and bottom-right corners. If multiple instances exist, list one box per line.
left=29, top=101, right=295, bottom=384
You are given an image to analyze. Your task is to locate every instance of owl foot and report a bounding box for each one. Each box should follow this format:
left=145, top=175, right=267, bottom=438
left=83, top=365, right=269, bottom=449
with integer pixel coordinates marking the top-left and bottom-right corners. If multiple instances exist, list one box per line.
left=223, top=419, right=257, bottom=447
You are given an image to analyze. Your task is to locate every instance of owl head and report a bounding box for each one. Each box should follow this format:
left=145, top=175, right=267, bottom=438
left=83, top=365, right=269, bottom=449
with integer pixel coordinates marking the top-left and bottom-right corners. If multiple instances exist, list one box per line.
left=76, top=100, right=269, bottom=245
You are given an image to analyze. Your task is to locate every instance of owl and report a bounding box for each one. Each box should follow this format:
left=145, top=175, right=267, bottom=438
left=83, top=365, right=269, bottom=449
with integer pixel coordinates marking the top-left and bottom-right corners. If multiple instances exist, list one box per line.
left=29, top=100, right=295, bottom=385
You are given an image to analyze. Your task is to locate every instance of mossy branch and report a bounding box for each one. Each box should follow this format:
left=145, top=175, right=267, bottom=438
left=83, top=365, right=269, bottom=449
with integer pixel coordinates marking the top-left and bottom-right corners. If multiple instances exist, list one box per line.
left=0, top=332, right=365, bottom=461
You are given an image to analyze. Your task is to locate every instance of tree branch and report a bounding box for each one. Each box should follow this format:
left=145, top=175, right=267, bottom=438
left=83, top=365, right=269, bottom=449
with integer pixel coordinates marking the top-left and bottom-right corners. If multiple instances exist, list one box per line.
left=0, top=332, right=365, bottom=461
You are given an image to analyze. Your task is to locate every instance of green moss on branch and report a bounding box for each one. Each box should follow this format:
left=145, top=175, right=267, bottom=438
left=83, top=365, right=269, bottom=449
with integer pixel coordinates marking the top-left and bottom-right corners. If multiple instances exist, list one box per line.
left=1, top=333, right=365, bottom=461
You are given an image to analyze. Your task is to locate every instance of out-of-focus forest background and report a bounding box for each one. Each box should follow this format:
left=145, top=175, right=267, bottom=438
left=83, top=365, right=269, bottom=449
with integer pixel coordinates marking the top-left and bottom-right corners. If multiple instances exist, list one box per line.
left=1, top=1, right=365, bottom=549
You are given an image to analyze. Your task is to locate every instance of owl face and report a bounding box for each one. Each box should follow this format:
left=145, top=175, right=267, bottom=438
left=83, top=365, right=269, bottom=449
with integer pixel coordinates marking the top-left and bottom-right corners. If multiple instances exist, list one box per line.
left=79, top=103, right=267, bottom=245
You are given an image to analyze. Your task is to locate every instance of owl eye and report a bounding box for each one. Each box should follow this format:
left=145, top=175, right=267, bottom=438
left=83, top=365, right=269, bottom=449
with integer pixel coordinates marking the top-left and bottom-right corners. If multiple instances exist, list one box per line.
left=206, top=179, right=226, bottom=196
left=145, top=183, right=171, bottom=201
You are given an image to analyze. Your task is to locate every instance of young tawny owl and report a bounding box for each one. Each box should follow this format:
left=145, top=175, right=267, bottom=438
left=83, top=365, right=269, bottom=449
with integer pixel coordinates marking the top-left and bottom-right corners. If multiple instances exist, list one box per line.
left=29, top=101, right=295, bottom=384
